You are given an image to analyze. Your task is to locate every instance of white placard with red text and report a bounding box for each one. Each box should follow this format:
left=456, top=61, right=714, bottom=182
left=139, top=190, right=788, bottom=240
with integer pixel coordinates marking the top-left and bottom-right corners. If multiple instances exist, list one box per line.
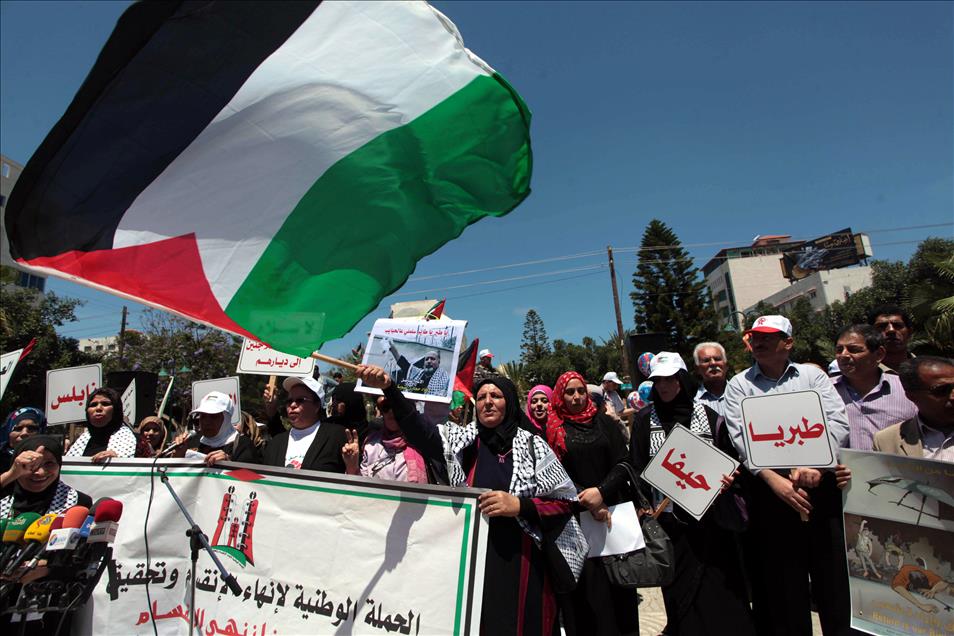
left=46, top=363, right=103, bottom=425
left=740, top=390, right=836, bottom=469
left=191, top=377, right=241, bottom=426
left=236, top=338, right=315, bottom=377
left=641, top=425, right=739, bottom=521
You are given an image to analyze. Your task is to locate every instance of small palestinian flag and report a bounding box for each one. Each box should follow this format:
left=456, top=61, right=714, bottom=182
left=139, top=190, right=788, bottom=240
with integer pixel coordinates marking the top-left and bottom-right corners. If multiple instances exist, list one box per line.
left=423, top=299, right=446, bottom=321
left=454, top=338, right=479, bottom=401
left=5, top=1, right=531, bottom=358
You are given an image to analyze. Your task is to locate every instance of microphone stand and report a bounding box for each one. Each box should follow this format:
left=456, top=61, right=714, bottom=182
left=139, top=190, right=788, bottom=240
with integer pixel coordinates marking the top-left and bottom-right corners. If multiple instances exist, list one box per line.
left=157, top=466, right=241, bottom=636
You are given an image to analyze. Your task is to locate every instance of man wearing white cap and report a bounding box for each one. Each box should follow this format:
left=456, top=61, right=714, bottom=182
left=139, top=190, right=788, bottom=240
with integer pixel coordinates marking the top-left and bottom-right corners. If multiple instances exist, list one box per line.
left=170, top=391, right=262, bottom=465
left=601, top=371, right=634, bottom=441
left=472, top=348, right=498, bottom=388
left=723, top=315, right=852, bottom=636
left=262, top=376, right=348, bottom=473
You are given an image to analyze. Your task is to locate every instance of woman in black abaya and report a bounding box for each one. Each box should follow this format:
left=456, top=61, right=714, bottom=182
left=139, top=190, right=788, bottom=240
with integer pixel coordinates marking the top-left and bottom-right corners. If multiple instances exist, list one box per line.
left=630, top=352, right=755, bottom=636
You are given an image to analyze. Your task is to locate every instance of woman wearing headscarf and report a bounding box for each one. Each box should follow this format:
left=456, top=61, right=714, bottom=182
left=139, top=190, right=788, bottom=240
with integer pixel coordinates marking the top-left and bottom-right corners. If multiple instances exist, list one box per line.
left=65, top=388, right=151, bottom=462
left=525, top=385, right=554, bottom=436
left=0, top=435, right=92, bottom=519
left=137, top=416, right=169, bottom=455
left=629, top=352, right=754, bottom=636
left=328, top=382, right=370, bottom=444
left=545, top=371, right=636, bottom=636
left=356, top=364, right=587, bottom=636
left=171, top=392, right=263, bottom=466
left=343, top=396, right=431, bottom=483
left=0, top=407, right=47, bottom=475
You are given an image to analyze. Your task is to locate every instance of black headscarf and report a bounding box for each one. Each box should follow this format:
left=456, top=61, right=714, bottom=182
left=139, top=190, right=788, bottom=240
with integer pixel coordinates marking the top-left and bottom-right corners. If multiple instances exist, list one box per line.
left=10, top=434, right=64, bottom=516
left=650, top=369, right=698, bottom=427
left=83, top=387, right=124, bottom=456
left=329, top=382, right=369, bottom=441
left=474, top=377, right=534, bottom=455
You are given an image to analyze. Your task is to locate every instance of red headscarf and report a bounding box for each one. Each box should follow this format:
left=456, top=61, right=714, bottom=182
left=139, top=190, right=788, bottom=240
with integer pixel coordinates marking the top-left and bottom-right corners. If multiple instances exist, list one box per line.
left=546, top=371, right=598, bottom=460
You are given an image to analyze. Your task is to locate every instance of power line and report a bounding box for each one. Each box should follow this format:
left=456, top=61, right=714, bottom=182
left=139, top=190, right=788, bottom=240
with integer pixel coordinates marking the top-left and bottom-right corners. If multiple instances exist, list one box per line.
left=396, top=264, right=605, bottom=296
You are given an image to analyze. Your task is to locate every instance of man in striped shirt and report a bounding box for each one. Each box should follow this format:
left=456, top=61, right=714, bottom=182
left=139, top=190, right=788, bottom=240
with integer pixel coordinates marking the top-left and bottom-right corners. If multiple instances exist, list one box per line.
left=832, top=325, right=918, bottom=450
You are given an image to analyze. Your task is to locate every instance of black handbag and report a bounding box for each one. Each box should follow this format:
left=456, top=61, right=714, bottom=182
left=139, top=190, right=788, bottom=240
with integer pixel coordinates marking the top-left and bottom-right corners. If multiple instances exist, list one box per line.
left=599, top=462, right=675, bottom=588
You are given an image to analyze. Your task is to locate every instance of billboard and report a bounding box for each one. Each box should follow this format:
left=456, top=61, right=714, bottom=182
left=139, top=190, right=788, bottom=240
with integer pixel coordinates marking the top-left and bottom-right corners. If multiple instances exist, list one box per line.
left=780, top=228, right=868, bottom=280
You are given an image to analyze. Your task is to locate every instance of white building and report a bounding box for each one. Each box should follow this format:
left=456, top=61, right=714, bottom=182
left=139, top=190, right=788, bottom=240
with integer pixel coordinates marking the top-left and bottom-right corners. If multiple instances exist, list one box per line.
left=744, top=267, right=873, bottom=315
left=78, top=336, right=119, bottom=354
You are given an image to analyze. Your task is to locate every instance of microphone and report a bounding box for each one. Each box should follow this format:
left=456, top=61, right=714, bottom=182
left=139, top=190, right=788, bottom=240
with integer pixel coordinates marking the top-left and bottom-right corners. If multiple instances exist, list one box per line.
left=0, top=512, right=41, bottom=569
left=43, top=505, right=89, bottom=563
left=71, top=499, right=122, bottom=568
left=158, top=430, right=198, bottom=457
left=3, top=513, right=58, bottom=576
left=86, top=499, right=124, bottom=546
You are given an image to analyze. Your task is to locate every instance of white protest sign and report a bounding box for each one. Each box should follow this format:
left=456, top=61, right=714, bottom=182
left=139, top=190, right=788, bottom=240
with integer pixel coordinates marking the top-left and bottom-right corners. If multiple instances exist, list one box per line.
left=61, top=459, right=487, bottom=635
left=740, top=390, right=836, bottom=469
left=356, top=318, right=467, bottom=404
left=46, top=364, right=103, bottom=425
left=236, top=337, right=315, bottom=377
left=120, top=380, right=136, bottom=426
left=0, top=347, right=24, bottom=400
left=580, top=503, right=645, bottom=557
left=192, top=377, right=241, bottom=425
left=641, top=424, right=739, bottom=521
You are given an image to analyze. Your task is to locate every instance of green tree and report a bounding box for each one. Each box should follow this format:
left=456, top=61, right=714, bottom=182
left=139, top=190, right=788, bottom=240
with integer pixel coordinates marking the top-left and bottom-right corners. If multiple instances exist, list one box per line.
left=520, top=310, right=551, bottom=365
left=630, top=219, right=718, bottom=360
left=0, top=286, right=96, bottom=413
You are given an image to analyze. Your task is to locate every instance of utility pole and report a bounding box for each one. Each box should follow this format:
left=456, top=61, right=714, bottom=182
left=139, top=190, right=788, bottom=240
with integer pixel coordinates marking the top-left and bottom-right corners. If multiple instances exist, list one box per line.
left=118, top=305, right=128, bottom=365
left=607, top=247, right=633, bottom=379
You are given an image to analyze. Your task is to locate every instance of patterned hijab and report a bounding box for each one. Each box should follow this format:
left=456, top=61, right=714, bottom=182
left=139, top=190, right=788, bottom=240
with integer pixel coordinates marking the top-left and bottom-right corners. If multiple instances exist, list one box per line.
left=2, top=407, right=47, bottom=450
left=546, top=371, right=598, bottom=459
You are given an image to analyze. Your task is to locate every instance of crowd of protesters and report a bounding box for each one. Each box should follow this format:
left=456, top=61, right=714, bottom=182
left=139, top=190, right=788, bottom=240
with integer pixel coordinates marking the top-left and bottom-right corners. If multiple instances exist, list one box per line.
left=1, top=303, right=951, bottom=635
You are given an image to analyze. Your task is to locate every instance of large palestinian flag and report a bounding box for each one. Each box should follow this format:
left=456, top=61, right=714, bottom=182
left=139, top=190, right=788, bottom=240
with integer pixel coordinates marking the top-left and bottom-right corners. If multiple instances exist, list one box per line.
left=5, top=1, right=531, bottom=357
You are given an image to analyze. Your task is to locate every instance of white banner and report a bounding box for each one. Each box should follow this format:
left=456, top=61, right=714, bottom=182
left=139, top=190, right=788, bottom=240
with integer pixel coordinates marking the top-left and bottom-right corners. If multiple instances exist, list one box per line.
left=0, top=347, right=24, bottom=400
left=640, top=424, right=739, bottom=521
left=236, top=338, right=315, bottom=377
left=740, top=390, right=836, bottom=469
left=46, top=363, right=103, bottom=425
left=121, top=380, right=137, bottom=426
left=61, top=459, right=488, bottom=635
left=841, top=450, right=954, bottom=636
left=192, top=377, right=241, bottom=426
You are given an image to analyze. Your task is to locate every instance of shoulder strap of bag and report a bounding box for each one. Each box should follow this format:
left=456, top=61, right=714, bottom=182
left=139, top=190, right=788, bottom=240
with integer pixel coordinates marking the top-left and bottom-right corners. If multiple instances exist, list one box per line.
left=614, top=461, right=652, bottom=511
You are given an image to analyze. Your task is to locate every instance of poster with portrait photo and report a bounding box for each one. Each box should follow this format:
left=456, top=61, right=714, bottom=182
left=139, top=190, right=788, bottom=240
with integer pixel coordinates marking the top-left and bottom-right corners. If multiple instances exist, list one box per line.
left=356, top=318, right=467, bottom=403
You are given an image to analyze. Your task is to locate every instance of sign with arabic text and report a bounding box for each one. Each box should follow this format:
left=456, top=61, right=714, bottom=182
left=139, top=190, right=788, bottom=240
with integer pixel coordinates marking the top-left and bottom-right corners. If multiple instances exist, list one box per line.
left=192, top=377, right=241, bottom=426
left=120, top=380, right=137, bottom=426
left=740, top=390, right=836, bottom=469
left=841, top=450, right=954, bottom=636
left=46, top=363, right=103, bottom=425
left=236, top=338, right=315, bottom=377
left=62, top=459, right=488, bottom=635
left=0, top=347, right=25, bottom=400
left=640, top=425, right=739, bottom=520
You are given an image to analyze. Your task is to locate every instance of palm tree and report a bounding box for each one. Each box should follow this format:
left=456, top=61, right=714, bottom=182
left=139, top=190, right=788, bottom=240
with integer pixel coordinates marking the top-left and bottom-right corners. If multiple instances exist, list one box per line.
left=909, top=254, right=954, bottom=355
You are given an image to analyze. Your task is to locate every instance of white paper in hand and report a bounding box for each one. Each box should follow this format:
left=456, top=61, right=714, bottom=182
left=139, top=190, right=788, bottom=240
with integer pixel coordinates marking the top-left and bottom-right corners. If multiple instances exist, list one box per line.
left=580, top=503, right=646, bottom=558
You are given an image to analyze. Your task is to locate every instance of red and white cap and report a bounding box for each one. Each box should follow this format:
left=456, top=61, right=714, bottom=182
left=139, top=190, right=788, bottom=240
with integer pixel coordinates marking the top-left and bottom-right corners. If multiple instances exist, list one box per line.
left=745, top=315, right=793, bottom=337
left=478, top=349, right=494, bottom=359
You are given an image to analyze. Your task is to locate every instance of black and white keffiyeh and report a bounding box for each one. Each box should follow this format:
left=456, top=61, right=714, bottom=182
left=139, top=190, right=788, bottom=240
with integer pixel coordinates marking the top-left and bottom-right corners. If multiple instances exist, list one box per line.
left=648, top=401, right=711, bottom=458
left=439, top=421, right=588, bottom=580
left=0, top=481, right=81, bottom=519
left=66, top=424, right=139, bottom=458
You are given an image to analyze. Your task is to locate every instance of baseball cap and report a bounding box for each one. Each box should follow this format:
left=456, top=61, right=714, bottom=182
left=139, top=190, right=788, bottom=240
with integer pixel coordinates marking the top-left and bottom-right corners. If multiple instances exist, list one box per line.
left=191, top=391, right=234, bottom=420
left=602, top=371, right=622, bottom=385
left=648, top=352, right=688, bottom=378
left=478, top=349, right=494, bottom=359
left=283, top=376, right=325, bottom=403
left=745, top=315, right=793, bottom=337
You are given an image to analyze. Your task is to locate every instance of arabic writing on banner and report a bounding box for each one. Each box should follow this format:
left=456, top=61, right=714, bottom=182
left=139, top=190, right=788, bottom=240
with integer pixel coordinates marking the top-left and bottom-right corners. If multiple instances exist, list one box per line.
left=840, top=450, right=954, bottom=636
left=356, top=319, right=467, bottom=404
left=191, top=377, right=242, bottom=426
left=740, top=390, right=836, bottom=469
left=60, top=459, right=487, bottom=635
left=46, top=363, right=103, bottom=425
left=236, top=338, right=315, bottom=378
left=640, top=424, right=739, bottom=521
left=1, top=347, right=25, bottom=400
left=121, top=380, right=137, bottom=427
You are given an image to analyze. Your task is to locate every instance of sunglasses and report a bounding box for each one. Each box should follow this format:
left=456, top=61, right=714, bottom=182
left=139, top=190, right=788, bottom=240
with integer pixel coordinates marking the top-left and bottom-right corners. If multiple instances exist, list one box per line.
left=284, top=396, right=315, bottom=407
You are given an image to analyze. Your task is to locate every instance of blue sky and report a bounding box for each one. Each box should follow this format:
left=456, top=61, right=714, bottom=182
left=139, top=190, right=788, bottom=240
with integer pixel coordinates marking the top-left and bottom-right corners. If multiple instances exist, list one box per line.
left=2, top=1, right=951, bottom=366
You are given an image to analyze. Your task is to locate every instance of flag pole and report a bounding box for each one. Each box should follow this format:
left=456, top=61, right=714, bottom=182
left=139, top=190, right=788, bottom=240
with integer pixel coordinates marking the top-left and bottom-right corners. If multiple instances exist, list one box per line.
left=310, top=352, right=359, bottom=372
